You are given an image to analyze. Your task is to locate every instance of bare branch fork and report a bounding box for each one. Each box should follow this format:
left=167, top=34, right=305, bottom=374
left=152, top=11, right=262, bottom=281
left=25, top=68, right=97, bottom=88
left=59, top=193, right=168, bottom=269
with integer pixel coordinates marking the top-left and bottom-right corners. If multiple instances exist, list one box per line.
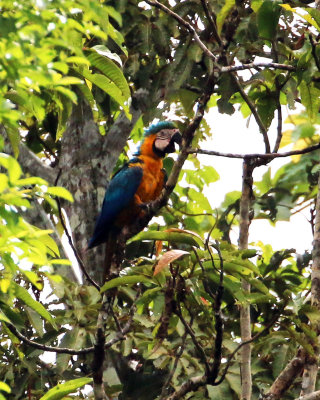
left=143, top=1, right=296, bottom=73
left=144, top=0, right=219, bottom=64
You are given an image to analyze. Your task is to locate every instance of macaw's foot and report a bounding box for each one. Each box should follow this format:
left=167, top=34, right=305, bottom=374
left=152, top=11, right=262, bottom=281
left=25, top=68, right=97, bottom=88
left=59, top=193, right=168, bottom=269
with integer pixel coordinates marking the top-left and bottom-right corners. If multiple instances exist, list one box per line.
left=138, top=200, right=157, bottom=214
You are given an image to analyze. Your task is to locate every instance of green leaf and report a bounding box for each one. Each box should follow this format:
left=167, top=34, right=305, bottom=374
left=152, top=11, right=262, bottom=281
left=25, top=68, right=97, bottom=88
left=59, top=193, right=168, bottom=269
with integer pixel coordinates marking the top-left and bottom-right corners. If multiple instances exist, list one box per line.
left=87, top=51, right=130, bottom=98
left=0, top=154, right=22, bottom=183
left=216, top=0, right=236, bottom=35
left=46, top=186, right=74, bottom=202
left=16, top=177, right=48, bottom=186
left=0, top=382, right=11, bottom=393
left=299, top=81, right=320, bottom=123
left=12, top=283, right=56, bottom=328
left=20, top=270, right=43, bottom=290
left=0, top=312, right=11, bottom=324
left=247, top=278, right=269, bottom=295
left=91, top=45, right=123, bottom=66
left=78, top=68, right=130, bottom=116
left=101, top=275, right=152, bottom=293
left=257, top=1, right=281, bottom=40
left=54, top=76, right=83, bottom=86
left=128, top=229, right=203, bottom=248
left=39, top=377, right=92, bottom=400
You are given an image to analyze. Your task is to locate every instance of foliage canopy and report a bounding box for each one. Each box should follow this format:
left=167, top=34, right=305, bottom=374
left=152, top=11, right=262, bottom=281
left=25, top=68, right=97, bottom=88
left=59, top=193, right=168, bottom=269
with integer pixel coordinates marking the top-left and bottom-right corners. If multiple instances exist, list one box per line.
left=1, top=0, right=320, bottom=399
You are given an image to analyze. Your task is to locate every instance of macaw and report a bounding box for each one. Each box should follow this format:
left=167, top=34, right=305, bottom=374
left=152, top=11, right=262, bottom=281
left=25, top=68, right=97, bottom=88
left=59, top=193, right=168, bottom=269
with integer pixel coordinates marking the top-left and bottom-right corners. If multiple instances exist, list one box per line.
left=88, top=121, right=181, bottom=249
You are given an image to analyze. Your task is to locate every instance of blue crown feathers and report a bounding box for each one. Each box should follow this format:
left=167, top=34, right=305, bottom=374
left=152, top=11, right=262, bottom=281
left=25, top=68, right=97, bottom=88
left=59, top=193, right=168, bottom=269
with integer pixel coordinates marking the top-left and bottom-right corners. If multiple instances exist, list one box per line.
left=143, top=121, right=177, bottom=137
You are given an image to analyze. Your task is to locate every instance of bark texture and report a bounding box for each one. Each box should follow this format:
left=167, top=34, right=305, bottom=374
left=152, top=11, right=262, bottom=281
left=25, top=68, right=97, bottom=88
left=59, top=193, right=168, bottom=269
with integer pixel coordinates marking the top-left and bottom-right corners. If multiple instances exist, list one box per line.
left=301, top=174, right=320, bottom=396
left=262, top=351, right=306, bottom=400
left=239, top=159, right=255, bottom=400
left=58, top=91, right=147, bottom=284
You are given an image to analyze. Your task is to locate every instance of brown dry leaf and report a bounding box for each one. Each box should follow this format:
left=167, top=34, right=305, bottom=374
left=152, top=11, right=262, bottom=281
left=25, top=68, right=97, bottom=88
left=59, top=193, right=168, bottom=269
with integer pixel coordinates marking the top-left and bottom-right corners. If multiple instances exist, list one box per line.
left=154, top=249, right=189, bottom=276
left=155, top=240, right=163, bottom=257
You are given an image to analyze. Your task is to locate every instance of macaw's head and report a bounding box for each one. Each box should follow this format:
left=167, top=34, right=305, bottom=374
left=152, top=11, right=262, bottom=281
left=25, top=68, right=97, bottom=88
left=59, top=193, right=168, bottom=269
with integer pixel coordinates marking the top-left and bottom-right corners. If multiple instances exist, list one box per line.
left=138, top=121, right=182, bottom=158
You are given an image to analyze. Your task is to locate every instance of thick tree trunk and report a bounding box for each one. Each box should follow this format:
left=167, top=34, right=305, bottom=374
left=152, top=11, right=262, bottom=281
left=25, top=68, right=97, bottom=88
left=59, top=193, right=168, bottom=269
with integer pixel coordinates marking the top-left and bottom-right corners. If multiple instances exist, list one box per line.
left=58, top=91, right=147, bottom=284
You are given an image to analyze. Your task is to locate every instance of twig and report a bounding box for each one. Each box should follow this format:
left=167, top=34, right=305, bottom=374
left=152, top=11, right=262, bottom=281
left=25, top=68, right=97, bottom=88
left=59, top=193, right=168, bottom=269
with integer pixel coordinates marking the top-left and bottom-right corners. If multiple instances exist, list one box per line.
left=220, top=62, right=295, bottom=73
left=144, top=0, right=219, bottom=65
left=167, top=205, right=213, bottom=218
left=56, top=197, right=100, bottom=290
left=208, top=241, right=224, bottom=384
left=175, top=302, right=211, bottom=376
left=200, top=0, right=222, bottom=47
left=309, top=35, right=320, bottom=72
left=188, top=142, right=320, bottom=159
left=159, top=330, right=190, bottom=399
left=164, top=309, right=283, bottom=399
left=214, top=308, right=284, bottom=386
left=5, top=322, right=129, bottom=355
left=272, top=40, right=283, bottom=154
left=232, top=75, right=271, bottom=153
left=295, top=390, right=320, bottom=400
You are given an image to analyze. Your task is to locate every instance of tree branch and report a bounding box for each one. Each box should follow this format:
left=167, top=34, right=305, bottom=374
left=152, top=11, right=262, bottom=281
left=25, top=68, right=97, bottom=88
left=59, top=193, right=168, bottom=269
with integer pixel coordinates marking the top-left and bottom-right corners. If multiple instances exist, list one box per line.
left=232, top=75, right=270, bottom=154
left=309, top=35, right=320, bottom=72
left=238, top=158, right=255, bottom=400
left=188, top=142, right=320, bottom=159
left=56, top=196, right=100, bottom=290
left=200, top=0, right=222, bottom=47
left=120, top=73, right=217, bottom=242
left=5, top=313, right=133, bottom=355
left=160, top=328, right=190, bottom=399
left=214, top=307, right=284, bottom=386
left=175, top=302, right=211, bottom=377
left=92, top=294, right=110, bottom=400
left=262, top=349, right=306, bottom=400
left=144, top=0, right=219, bottom=65
left=296, top=390, right=320, bottom=400
left=220, top=62, right=296, bottom=73
left=271, top=40, right=283, bottom=154
left=208, top=241, right=224, bottom=384
left=300, top=171, right=320, bottom=396
left=163, top=306, right=282, bottom=399
left=165, top=375, right=207, bottom=400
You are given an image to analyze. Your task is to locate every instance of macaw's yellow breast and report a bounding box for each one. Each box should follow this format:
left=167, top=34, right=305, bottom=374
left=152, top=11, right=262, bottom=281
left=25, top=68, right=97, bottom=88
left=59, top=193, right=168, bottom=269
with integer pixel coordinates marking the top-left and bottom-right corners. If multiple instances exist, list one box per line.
left=136, top=156, right=165, bottom=203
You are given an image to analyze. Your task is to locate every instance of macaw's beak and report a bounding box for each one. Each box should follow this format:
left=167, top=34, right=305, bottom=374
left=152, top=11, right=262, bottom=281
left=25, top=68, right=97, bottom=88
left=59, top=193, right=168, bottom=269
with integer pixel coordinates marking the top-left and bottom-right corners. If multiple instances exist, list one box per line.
left=165, top=129, right=182, bottom=153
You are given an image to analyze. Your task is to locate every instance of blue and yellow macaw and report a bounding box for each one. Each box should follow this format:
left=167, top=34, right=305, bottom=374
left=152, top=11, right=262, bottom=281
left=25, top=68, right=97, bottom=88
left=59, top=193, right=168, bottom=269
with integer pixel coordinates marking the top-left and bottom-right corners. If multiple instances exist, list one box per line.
left=88, top=121, right=181, bottom=249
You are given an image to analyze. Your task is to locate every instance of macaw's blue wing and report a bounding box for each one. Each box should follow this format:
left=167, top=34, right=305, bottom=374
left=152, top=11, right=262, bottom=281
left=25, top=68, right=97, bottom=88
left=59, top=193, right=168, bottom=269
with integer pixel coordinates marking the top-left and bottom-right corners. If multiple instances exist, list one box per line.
left=88, top=164, right=143, bottom=248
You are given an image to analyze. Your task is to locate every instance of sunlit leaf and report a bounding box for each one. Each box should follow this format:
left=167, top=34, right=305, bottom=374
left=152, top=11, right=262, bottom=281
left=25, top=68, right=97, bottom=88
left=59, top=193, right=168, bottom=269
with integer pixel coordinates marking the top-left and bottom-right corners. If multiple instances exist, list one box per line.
left=216, top=0, right=236, bottom=35
left=101, top=275, right=152, bottom=293
left=13, top=283, right=56, bottom=328
left=39, top=377, right=92, bottom=400
left=46, top=186, right=74, bottom=202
